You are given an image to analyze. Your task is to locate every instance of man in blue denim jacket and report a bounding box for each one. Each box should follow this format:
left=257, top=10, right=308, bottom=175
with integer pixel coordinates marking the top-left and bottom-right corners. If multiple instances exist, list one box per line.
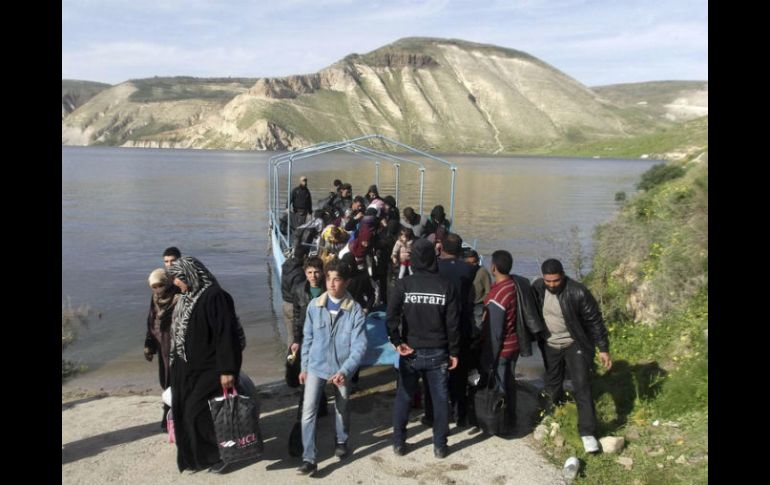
left=297, top=259, right=367, bottom=476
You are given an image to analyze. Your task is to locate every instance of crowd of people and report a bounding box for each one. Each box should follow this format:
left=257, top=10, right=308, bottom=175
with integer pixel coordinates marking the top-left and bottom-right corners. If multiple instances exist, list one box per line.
left=143, top=175, right=613, bottom=475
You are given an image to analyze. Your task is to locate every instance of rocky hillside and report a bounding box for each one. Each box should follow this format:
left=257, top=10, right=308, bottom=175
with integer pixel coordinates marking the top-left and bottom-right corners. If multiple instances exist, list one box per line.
left=62, top=80, right=111, bottom=119
left=593, top=81, right=708, bottom=124
left=63, top=38, right=634, bottom=152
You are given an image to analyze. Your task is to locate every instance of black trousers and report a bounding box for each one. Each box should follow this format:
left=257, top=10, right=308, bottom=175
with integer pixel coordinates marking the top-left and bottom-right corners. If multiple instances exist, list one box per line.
left=543, top=343, right=598, bottom=436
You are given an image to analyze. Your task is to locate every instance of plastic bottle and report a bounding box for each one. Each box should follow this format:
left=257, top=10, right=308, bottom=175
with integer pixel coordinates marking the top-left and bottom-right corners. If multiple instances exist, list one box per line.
left=563, top=456, right=579, bottom=482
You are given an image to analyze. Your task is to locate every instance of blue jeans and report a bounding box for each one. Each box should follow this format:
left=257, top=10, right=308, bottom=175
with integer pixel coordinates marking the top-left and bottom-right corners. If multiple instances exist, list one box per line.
left=393, top=348, right=450, bottom=449
left=495, top=354, right=519, bottom=431
left=301, top=373, right=350, bottom=464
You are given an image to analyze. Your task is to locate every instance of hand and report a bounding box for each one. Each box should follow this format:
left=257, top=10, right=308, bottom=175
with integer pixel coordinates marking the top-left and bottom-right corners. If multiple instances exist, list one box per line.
left=299, top=372, right=307, bottom=385
left=598, top=351, right=612, bottom=370
left=396, top=343, right=415, bottom=356
left=329, top=372, right=346, bottom=388
left=448, top=356, right=459, bottom=370
left=220, top=374, right=235, bottom=389
left=290, top=343, right=300, bottom=353
left=143, top=348, right=154, bottom=362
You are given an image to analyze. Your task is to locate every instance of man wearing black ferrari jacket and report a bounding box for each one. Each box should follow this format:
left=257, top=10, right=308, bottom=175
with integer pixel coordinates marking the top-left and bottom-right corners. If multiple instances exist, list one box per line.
left=387, top=238, right=460, bottom=459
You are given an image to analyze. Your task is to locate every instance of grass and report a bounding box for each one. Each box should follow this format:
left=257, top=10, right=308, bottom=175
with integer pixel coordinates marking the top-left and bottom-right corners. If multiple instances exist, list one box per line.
left=62, top=299, right=91, bottom=382
left=534, top=116, right=708, bottom=159
left=128, top=76, right=257, bottom=102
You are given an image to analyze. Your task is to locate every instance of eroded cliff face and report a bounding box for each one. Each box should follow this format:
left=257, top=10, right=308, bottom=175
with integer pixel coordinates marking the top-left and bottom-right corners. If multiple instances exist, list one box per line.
left=63, top=37, right=632, bottom=152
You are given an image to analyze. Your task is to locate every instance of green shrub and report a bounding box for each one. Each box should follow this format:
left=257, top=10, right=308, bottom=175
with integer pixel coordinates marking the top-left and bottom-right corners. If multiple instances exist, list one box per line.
left=637, top=163, right=686, bottom=191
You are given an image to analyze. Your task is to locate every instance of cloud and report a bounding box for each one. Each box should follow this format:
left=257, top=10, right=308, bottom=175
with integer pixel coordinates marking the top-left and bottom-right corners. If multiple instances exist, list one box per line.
left=62, top=0, right=708, bottom=85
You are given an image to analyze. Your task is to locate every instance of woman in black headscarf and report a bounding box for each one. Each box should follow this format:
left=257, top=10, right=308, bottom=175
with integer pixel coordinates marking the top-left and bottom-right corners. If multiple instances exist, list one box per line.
left=168, top=256, right=242, bottom=473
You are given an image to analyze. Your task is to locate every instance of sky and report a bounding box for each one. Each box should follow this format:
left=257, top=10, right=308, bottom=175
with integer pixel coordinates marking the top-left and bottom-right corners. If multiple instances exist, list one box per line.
left=62, top=0, right=707, bottom=87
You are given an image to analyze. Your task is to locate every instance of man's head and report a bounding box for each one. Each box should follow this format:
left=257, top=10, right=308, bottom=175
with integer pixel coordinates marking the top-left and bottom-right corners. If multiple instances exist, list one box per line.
left=430, top=205, right=446, bottom=223
left=541, top=258, right=566, bottom=294
left=304, top=256, right=324, bottom=288
left=491, top=250, right=513, bottom=277
left=464, top=248, right=480, bottom=266
left=339, top=183, right=352, bottom=198
left=411, top=238, right=438, bottom=273
left=441, top=233, right=463, bottom=257
left=402, top=207, right=417, bottom=224
left=163, top=247, right=181, bottom=268
left=383, top=195, right=397, bottom=210
left=300, top=175, right=308, bottom=187
left=324, top=258, right=351, bottom=299
left=352, top=196, right=366, bottom=211
left=333, top=179, right=342, bottom=190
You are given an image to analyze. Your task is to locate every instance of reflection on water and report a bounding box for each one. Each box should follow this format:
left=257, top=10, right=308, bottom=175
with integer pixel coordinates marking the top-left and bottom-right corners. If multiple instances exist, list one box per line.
left=62, top=146, right=655, bottom=389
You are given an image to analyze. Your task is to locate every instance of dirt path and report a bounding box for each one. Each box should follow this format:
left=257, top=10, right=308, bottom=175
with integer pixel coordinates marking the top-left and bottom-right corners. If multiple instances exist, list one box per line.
left=63, top=368, right=563, bottom=485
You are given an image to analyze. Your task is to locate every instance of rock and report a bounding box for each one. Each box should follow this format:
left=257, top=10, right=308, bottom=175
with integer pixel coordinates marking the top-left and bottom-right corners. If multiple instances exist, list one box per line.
left=599, top=436, right=625, bottom=454
left=554, top=435, right=565, bottom=448
left=647, top=447, right=665, bottom=457
left=549, top=423, right=560, bottom=438
left=652, top=420, right=660, bottom=427
left=662, top=421, right=680, bottom=428
left=625, top=429, right=640, bottom=440
left=657, top=463, right=664, bottom=469
left=533, top=425, right=548, bottom=442
left=617, top=457, right=633, bottom=469
left=675, top=455, right=687, bottom=465
left=666, top=455, right=675, bottom=461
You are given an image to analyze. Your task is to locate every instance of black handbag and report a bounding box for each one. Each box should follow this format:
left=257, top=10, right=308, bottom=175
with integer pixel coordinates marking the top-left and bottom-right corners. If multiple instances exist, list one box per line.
left=473, top=375, right=507, bottom=435
left=472, top=320, right=508, bottom=436
left=285, top=348, right=300, bottom=388
left=288, top=421, right=303, bottom=457
left=208, top=387, right=263, bottom=464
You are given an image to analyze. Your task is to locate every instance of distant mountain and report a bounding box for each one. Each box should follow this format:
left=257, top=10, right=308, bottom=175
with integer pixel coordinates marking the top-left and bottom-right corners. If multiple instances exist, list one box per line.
left=592, top=81, right=708, bottom=123
left=63, top=38, right=656, bottom=152
left=62, top=80, right=111, bottom=119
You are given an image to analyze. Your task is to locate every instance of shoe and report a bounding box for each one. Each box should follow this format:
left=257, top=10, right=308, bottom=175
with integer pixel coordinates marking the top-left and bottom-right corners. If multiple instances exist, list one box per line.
left=434, top=446, right=448, bottom=459
left=334, top=442, right=349, bottom=458
left=393, top=443, right=407, bottom=456
left=207, top=461, right=229, bottom=474
left=420, top=416, right=433, bottom=427
left=581, top=435, right=600, bottom=453
left=297, top=461, right=317, bottom=476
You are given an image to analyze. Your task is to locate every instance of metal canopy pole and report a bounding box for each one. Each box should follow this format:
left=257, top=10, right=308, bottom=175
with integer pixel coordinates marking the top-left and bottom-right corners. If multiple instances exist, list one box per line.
left=419, top=168, right=425, bottom=215
left=375, top=161, right=380, bottom=187
left=394, top=163, right=400, bottom=205
left=449, top=167, right=457, bottom=224
left=287, top=159, right=293, bottom=247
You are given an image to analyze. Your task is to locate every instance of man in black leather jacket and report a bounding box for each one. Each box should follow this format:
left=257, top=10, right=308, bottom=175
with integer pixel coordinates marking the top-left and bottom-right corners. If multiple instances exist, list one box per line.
left=531, top=258, right=612, bottom=453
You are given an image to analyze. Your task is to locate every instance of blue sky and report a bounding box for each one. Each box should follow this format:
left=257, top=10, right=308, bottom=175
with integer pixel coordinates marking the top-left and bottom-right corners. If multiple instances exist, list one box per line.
left=62, top=0, right=707, bottom=87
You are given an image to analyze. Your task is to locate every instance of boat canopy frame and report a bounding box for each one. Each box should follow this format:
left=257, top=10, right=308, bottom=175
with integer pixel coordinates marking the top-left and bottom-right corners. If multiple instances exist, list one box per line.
left=268, top=134, right=458, bottom=252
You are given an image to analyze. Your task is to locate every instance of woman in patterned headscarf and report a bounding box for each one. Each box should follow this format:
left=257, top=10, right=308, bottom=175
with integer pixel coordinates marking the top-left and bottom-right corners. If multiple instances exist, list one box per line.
left=167, top=256, right=243, bottom=473
left=144, top=268, right=180, bottom=430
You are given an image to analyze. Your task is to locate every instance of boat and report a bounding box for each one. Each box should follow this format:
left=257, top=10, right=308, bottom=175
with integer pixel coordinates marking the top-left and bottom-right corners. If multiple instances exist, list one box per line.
left=267, top=134, right=464, bottom=366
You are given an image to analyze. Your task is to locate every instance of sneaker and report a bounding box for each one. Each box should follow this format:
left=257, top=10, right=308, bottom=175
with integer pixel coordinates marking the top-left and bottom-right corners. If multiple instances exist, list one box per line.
left=297, top=461, right=317, bottom=476
left=581, top=435, right=600, bottom=453
left=393, top=443, right=407, bottom=456
left=207, top=461, right=229, bottom=474
left=434, top=446, right=448, bottom=459
left=334, top=442, right=349, bottom=458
